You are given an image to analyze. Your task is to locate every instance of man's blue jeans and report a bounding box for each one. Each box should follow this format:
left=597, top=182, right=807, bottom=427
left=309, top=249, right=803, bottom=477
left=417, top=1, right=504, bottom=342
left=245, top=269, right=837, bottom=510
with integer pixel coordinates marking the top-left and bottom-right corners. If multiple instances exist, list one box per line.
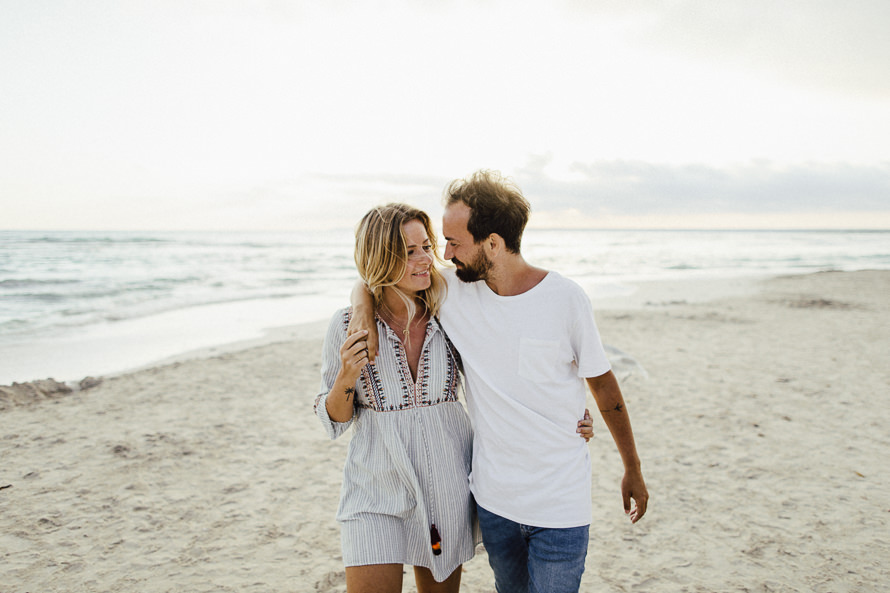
left=477, top=504, right=589, bottom=593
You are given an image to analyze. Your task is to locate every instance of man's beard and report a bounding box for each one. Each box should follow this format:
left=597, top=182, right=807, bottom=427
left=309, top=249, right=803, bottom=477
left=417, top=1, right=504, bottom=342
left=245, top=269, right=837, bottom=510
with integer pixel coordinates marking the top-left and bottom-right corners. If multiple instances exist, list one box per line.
left=453, top=249, right=493, bottom=283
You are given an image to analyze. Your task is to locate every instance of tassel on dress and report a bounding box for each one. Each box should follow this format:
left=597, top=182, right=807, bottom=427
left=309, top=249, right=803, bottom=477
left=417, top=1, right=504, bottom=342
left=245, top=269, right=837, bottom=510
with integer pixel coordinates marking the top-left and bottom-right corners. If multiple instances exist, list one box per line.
left=430, top=524, right=442, bottom=556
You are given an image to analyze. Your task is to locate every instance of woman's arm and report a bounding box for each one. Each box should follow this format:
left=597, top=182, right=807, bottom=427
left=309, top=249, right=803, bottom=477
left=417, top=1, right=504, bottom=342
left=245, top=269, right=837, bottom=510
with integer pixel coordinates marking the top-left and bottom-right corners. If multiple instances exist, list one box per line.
left=324, top=330, right=370, bottom=422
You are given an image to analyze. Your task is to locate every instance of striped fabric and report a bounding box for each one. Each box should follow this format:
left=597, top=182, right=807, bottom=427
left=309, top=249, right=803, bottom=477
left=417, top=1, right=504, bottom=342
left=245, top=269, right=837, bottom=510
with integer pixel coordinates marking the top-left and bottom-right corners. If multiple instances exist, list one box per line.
left=315, top=308, right=479, bottom=583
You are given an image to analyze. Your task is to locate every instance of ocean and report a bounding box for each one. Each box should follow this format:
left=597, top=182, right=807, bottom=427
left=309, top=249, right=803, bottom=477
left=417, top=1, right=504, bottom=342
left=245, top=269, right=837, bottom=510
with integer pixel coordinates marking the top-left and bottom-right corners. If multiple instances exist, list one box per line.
left=2, top=229, right=888, bottom=384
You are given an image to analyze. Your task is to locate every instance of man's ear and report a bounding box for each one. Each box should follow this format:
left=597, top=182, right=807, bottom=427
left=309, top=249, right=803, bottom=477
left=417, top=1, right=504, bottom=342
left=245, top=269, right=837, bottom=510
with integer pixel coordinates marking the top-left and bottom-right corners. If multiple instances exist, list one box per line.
left=485, top=233, right=505, bottom=257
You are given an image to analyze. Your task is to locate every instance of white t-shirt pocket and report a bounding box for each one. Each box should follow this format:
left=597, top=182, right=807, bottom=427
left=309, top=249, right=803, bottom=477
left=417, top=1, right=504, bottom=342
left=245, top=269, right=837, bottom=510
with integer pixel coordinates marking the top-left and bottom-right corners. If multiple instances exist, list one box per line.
left=518, top=338, right=562, bottom=383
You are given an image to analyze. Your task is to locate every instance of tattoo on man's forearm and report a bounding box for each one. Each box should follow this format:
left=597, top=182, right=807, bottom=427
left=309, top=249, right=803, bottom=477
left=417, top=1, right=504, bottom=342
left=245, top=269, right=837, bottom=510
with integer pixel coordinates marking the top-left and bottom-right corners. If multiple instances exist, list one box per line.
left=344, top=387, right=355, bottom=402
left=600, top=402, right=624, bottom=413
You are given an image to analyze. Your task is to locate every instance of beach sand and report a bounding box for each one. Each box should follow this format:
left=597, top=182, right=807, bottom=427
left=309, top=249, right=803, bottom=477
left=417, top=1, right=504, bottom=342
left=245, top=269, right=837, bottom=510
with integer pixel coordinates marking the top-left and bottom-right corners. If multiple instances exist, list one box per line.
left=2, top=270, right=888, bottom=592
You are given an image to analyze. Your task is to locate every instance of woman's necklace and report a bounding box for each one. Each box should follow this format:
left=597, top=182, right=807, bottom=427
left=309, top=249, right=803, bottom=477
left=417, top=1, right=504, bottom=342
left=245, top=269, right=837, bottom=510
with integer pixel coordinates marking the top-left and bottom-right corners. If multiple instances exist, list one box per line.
left=378, top=300, right=412, bottom=338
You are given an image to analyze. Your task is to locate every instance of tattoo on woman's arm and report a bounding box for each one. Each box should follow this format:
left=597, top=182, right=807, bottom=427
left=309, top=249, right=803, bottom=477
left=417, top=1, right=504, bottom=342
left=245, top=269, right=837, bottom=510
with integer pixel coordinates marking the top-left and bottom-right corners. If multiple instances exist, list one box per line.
left=344, top=387, right=355, bottom=402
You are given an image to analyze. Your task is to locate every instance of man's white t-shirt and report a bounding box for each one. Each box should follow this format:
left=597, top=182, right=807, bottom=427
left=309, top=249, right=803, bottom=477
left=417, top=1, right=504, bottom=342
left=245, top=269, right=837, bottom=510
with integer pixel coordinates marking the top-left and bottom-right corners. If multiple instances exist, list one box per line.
left=438, top=269, right=611, bottom=528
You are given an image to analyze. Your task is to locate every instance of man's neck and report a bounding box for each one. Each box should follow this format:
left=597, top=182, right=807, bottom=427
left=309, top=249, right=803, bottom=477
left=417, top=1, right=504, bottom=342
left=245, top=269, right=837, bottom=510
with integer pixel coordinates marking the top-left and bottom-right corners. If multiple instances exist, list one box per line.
left=484, top=255, right=548, bottom=296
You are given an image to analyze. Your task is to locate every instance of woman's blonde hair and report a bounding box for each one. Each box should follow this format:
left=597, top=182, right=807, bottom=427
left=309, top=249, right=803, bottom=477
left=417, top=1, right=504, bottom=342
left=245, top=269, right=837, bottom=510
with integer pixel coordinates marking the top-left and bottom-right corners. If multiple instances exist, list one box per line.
left=354, top=203, right=446, bottom=328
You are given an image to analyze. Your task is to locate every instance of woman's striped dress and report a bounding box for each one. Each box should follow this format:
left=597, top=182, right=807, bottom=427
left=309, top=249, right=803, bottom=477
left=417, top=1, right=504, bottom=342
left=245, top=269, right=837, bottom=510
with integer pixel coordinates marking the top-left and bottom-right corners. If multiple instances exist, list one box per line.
left=314, top=308, right=478, bottom=583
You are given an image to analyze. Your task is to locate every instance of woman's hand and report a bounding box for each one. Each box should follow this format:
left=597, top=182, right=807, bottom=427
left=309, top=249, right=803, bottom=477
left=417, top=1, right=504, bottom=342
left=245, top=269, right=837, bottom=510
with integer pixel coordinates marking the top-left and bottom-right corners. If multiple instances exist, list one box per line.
left=338, top=330, right=370, bottom=384
left=325, top=330, right=370, bottom=423
left=577, top=408, right=594, bottom=442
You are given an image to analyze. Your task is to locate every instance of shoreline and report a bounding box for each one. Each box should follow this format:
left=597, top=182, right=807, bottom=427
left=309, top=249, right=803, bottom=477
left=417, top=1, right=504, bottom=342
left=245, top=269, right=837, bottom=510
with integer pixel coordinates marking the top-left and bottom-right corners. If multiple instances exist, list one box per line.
left=1, top=269, right=888, bottom=591
left=0, top=294, right=343, bottom=387
left=0, top=272, right=771, bottom=388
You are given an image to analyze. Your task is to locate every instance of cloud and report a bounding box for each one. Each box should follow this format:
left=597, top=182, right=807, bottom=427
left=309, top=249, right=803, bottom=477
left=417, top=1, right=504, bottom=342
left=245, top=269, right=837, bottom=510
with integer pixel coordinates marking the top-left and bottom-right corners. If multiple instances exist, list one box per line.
left=2, top=2, right=889, bottom=231
left=562, top=0, right=890, bottom=98
left=190, top=172, right=452, bottom=231
left=513, top=159, right=890, bottom=216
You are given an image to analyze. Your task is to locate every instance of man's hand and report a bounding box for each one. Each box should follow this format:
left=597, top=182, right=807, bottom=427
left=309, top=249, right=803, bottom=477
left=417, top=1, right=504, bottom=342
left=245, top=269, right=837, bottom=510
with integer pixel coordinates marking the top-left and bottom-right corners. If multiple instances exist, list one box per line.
left=622, top=468, right=648, bottom=523
left=577, top=408, right=594, bottom=442
left=348, top=280, right=379, bottom=362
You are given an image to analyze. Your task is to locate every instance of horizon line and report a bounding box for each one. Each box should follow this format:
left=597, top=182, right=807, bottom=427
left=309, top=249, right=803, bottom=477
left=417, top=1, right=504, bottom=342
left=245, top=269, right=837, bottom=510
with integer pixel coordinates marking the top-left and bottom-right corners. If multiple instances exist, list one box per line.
left=2, top=227, right=889, bottom=233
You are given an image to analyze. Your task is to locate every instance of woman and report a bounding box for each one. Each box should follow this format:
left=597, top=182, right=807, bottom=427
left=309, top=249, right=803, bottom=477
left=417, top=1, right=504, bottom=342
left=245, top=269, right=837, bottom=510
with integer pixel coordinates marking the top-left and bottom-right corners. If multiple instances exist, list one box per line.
left=314, top=203, right=475, bottom=592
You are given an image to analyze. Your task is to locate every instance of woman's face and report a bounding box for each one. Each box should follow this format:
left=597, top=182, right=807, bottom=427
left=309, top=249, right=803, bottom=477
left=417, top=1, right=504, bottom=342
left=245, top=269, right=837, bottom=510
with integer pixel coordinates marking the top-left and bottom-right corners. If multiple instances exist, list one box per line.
left=394, top=219, right=434, bottom=295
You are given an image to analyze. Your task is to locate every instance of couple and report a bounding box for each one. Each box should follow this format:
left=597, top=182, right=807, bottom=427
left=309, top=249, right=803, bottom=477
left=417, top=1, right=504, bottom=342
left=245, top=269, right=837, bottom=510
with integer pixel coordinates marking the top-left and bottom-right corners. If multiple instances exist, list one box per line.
left=314, top=170, right=648, bottom=593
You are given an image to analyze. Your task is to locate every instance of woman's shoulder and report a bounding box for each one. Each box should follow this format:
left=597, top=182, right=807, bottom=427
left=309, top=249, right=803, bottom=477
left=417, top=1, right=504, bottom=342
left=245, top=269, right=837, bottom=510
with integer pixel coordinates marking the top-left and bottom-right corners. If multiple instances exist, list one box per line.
left=330, top=306, right=351, bottom=322
left=324, top=307, right=353, bottom=336
left=327, top=305, right=386, bottom=336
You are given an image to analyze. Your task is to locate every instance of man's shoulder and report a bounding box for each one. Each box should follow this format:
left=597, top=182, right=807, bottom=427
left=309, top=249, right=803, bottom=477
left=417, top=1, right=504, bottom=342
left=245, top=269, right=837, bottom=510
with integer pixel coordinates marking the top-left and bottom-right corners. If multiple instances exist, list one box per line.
left=541, top=270, right=587, bottom=297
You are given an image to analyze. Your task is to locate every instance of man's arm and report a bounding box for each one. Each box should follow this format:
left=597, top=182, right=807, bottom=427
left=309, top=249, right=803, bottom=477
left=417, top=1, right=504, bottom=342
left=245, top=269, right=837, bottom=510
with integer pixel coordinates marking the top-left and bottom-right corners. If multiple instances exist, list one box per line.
left=586, top=370, right=649, bottom=523
left=348, top=280, right=379, bottom=362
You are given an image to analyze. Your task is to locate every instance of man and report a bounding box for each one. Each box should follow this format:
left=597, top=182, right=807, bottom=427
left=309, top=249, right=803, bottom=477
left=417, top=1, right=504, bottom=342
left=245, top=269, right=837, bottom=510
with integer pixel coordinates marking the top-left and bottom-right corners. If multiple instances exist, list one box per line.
left=354, top=170, right=648, bottom=593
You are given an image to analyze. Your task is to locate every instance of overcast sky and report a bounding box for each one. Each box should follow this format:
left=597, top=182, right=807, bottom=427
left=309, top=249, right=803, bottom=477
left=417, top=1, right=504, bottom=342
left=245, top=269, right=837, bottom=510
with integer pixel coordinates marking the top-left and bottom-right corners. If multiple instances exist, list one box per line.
left=2, top=0, right=889, bottom=230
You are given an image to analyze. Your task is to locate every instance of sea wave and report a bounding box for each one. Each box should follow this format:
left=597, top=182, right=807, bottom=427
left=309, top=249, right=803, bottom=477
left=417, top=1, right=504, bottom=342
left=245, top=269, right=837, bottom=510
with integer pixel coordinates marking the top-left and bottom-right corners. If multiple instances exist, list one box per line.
left=2, top=228, right=888, bottom=345
left=19, top=235, right=171, bottom=244
left=0, top=278, right=81, bottom=289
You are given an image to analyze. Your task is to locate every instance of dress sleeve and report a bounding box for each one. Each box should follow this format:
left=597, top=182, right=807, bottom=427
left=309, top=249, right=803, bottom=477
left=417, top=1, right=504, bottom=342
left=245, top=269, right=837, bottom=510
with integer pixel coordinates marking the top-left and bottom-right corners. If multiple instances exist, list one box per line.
left=314, top=309, right=356, bottom=440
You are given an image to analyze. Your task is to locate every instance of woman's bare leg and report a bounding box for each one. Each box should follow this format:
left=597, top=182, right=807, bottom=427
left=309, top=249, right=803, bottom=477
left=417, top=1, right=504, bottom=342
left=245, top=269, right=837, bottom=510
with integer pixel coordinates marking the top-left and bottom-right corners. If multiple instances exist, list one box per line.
left=414, top=565, right=462, bottom=593
left=345, top=564, right=404, bottom=593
